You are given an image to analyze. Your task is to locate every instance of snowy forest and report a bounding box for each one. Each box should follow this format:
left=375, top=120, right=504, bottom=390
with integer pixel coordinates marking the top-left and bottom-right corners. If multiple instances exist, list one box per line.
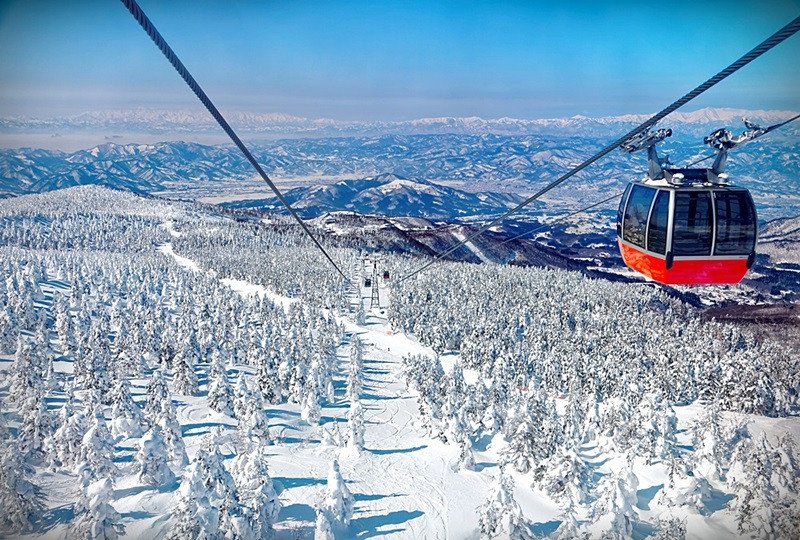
left=1, top=185, right=799, bottom=539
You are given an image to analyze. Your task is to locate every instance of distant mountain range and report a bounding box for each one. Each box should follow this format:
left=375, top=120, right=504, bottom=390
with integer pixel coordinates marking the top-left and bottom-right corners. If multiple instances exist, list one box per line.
left=2, top=127, right=798, bottom=220
left=3, top=107, right=798, bottom=139
left=224, top=173, right=529, bottom=220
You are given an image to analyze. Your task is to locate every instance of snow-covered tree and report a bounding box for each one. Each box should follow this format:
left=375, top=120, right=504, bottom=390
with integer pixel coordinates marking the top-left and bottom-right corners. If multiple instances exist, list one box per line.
left=157, top=395, right=188, bottom=468
left=50, top=395, right=87, bottom=470
left=135, top=425, right=176, bottom=488
left=590, top=461, right=639, bottom=540
left=455, top=436, right=477, bottom=472
left=651, top=516, right=686, bottom=540
left=534, top=446, right=591, bottom=505
left=230, top=445, right=280, bottom=538
left=233, top=373, right=252, bottom=420
left=346, top=337, right=363, bottom=400
left=110, top=378, right=145, bottom=439
left=320, top=459, right=354, bottom=532
left=478, top=468, right=531, bottom=539
left=301, top=384, right=322, bottom=426
left=8, top=337, right=45, bottom=405
left=17, top=387, right=55, bottom=457
left=172, top=345, right=199, bottom=396
left=0, top=442, right=41, bottom=532
left=144, top=368, right=169, bottom=424
left=346, top=399, right=365, bottom=452
left=71, top=477, right=125, bottom=540
left=80, top=411, right=117, bottom=479
left=168, top=444, right=240, bottom=540
left=314, top=507, right=335, bottom=540
left=238, top=395, right=271, bottom=447
left=207, top=354, right=234, bottom=416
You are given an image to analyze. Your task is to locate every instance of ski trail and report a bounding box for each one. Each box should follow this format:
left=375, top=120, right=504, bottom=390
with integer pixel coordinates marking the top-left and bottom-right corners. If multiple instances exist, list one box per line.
left=158, top=241, right=491, bottom=538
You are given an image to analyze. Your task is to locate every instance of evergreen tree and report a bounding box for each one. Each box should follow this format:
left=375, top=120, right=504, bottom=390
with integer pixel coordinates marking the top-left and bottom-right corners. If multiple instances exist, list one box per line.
left=80, top=411, right=117, bottom=479
left=257, top=350, right=282, bottom=405
left=8, top=337, right=45, bottom=405
left=233, top=373, right=252, bottom=420
left=651, top=517, right=686, bottom=540
left=135, top=425, right=176, bottom=488
left=207, top=355, right=235, bottom=416
left=314, top=507, right=335, bottom=540
left=478, top=468, right=532, bottom=539
left=167, top=451, right=222, bottom=540
left=320, top=459, right=354, bottom=531
left=0, top=441, right=41, bottom=532
left=230, top=445, right=280, bottom=539
left=591, top=461, right=639, bottom=540
left=172, top=346, right=200, bottom=397
left=238, top=394, right=271, bottom=447
left=346, top=399, right=365, bottom=452
left=301, top=384, right=322, bottom=426
left=158, top=393, right=188, bottom=468
left=71, top=477, right=125, bottom=540
left=17, top=387, right=55, bottom=457
left=50, top=395, right=87, bottom=470
left=144, top=368, right=169, bottom=424
left=110, top=378, right=145, bottom=439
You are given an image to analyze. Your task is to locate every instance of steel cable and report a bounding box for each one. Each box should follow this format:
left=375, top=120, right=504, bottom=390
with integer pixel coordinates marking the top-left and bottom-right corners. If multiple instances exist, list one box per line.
left=120, top=0, right=350, bottom=282
left=400, top=15, right=800, bottom=282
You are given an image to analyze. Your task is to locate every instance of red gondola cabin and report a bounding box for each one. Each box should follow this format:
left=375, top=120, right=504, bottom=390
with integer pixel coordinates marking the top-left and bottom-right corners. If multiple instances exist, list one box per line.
left=616, top=174, right=757, bottom=285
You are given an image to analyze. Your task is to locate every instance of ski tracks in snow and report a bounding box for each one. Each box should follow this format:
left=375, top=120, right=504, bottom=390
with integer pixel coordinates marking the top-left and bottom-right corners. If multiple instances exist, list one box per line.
left=158, top=238, right=488, bottom=538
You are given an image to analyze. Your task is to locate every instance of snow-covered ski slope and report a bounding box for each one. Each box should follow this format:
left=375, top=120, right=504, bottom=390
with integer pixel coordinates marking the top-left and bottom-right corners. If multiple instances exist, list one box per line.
left=1, top=185, right=799, bottom=539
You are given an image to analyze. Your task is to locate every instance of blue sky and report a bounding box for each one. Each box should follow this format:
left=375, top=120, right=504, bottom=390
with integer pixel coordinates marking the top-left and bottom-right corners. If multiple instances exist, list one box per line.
left=1, top=0, right=798, bottom=120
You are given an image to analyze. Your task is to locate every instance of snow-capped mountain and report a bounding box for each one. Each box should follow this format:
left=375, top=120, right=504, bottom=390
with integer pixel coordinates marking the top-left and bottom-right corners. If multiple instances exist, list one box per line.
left=227, top=173, right=529, bottom=220
left=2, top=127, right=798, bottom=220
left=3, top=107, right=797, bottom=139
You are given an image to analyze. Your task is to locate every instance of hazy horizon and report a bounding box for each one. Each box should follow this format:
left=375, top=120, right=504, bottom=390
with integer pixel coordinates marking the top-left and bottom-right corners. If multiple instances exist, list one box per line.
left=1, top=0, right=799, bottom=123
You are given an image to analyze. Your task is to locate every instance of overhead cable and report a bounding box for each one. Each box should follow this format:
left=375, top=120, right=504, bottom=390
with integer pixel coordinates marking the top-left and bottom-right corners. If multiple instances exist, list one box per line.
left=400, top=15, right=800, bottom=282
left=120, top=0, right=349, bottom=282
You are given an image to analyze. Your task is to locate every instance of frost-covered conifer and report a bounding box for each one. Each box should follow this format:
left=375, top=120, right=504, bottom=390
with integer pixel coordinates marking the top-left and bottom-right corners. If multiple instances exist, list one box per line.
left=158, top=394, right=188, bottom=468
left=504, top=418, right=540, bottom=474
left=70, top=477, right=125, bottom=540
left=207, top=355, right=234, bottom=416
left=144, top=368, right=169, bottom=423
left=346, top=399, right=365, bottom=451
left=17, top=386, right=55, bottom=457
left=110, top=378, right=145, bottom=439
left=355, top=301, right=366, bottom=325
left=321, top=421, right=343, bottom=448
left=234, top=373, right=253, bottom=420
left=169, top=443, right=241, bottom=540
left=727, top=433, right=788, bottom=536
left=301, top=384, right=322, bottom=426
left=172, top=346, right=199, bottom=397
left=455, top=436, right=476, bottom=472
left=50, top=395, right=87, bottom=470
left=346, top=338, right=363, bottom=401
left=691, top=404, right=724, bottom=482
left=80, top=411, right=117, bottom=479
left=257, top=351, right=282, bottom=405
left=478, top=468, right=531, bottom=539
left=8, top=337, right=45, bottom=404
left=591, top=461, right=639, bottom=539
left=320, top=459, right=354, bottom=532
left=230, top=445, right=280, bottom=538
left=135, top=425, right=176, bottom=488
left=0, top=441, right=41, bottom=532
left=238, top=395, right=271, bottom=446
left=168, top=452, right=221, bottom=539
left=651, top=517, right=686, bottom=540
left=314, top=507, right=335, bottom=540
left=534, top=446, right=590, bottom=505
